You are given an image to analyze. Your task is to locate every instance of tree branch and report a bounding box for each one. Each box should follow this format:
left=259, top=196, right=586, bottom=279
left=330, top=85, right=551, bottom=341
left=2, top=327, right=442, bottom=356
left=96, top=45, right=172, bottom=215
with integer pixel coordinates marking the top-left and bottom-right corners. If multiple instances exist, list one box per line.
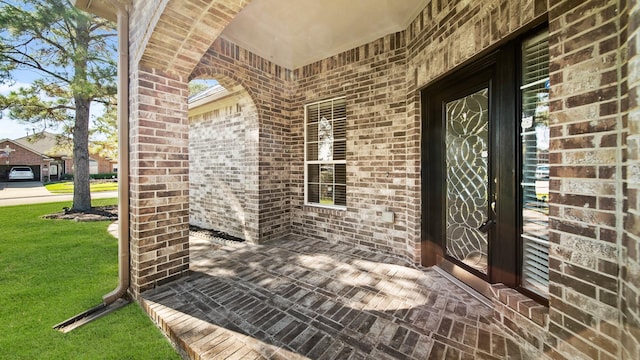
left=1, top=49, right=70, bottom=84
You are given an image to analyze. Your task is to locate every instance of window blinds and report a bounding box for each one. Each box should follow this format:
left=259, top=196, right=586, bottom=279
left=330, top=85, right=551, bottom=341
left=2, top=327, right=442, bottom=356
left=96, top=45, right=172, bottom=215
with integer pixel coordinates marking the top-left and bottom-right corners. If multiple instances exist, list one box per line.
left=520, top=30, right=550, bottom=297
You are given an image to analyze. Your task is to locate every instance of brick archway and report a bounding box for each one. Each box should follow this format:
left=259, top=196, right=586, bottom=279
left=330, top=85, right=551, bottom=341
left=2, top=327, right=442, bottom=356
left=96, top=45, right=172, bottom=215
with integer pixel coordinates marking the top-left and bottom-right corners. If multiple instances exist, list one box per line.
left=127, top=0, right=252, bottom=295
left=188, top=76, right=260, bottom=244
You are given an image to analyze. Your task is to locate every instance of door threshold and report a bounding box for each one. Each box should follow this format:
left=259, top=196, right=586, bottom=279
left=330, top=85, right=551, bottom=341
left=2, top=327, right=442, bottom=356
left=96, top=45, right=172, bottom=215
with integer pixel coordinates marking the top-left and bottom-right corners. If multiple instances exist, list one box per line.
left=433, top=264, right=493, bottom=308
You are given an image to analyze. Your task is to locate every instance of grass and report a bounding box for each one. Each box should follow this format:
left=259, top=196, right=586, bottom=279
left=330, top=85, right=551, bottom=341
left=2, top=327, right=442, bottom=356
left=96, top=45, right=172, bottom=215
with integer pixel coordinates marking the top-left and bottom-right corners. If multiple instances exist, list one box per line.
left=45, top=181, right=118, bottom=193
left=0, top=199, right=181, bottom=360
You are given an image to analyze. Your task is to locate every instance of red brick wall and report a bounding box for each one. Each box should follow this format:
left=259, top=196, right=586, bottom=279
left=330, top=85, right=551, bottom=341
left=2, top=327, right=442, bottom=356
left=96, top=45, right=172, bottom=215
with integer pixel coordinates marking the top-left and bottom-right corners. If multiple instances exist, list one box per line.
left=92, top=156, right=114, bottom=174
left=0, top=141, right=43, bottom=166
left=0, top=140, right=45, bottom=180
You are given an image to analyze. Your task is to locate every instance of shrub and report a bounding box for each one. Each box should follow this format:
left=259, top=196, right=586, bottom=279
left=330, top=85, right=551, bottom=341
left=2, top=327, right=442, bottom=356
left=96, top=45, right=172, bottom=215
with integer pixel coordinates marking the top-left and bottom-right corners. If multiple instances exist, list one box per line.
left=91, top=173, right=117, bottom=180
left=59, top=173, right=118, bottom=181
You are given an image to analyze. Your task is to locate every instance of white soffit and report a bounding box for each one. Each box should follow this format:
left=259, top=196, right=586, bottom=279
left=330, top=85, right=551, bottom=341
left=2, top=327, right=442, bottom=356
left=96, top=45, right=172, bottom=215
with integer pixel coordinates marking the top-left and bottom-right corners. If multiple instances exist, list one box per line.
left=220, top=0, right=425, bottom=69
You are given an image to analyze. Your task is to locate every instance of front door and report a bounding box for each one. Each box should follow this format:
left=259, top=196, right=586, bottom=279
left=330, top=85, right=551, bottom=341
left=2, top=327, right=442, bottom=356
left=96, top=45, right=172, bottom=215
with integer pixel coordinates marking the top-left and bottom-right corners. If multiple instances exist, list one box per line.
left=421, top=27, right=550, bottom=302
left=422, top=48, right=520, bottom=296
left=443, top=85, right=492, bottom=277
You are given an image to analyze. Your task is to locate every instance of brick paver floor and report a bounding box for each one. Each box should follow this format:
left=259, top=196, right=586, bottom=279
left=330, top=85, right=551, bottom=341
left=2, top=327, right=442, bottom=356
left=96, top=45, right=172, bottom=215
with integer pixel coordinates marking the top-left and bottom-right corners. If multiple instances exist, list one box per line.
left=142, top=235, right=531, bottom=359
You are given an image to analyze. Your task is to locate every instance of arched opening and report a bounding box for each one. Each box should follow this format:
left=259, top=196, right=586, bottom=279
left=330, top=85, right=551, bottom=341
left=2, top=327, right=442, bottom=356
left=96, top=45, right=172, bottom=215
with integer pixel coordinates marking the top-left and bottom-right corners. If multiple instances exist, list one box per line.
left=187, top=77, right=260, bottom=243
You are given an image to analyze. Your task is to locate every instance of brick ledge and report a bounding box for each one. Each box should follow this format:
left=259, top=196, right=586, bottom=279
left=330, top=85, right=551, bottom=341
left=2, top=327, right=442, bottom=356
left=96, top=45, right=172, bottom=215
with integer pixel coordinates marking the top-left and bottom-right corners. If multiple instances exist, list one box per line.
left=490, top=283, right=548, bottom=327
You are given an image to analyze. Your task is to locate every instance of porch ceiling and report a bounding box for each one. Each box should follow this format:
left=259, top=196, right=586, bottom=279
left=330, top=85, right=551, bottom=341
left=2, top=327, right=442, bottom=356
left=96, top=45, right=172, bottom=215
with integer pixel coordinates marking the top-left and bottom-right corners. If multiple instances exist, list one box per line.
left=220, top=0, right=425, bottom=69
left=74, top=0, right=425, bottom=72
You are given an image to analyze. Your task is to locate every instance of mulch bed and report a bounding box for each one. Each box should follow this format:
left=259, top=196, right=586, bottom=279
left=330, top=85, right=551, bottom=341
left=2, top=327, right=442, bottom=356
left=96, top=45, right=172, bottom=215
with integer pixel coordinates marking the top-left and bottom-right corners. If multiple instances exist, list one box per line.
left=189, top=224, right=245, bottom=243
left=41, top=206, right=245, bottom=244
left=42, top=206, right=118, bottom=222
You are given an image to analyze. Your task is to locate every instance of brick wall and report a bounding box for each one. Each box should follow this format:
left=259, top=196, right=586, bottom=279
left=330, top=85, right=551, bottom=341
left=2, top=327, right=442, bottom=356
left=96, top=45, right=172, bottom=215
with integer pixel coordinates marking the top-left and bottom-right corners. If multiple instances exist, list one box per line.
left=130, top=0, right=250, bottom=76
left=0, top=140, right=44, bottom=167
left=0, top=140, right=45, bottom=180
left=191, top=33, right=420, bottom=260
left=192, top=38, right=293, bottom=243
left=128, top=0, right=161, bottom=68
left=289, top=33, right=413, bottom=260
left=91, top=156, right=115, bottom=174
left=126, top=0, right=640, bottom=357
left=128, top=65, right=190, bottom=294
left=127, top=0, right=250, bottom=294
left=409, top=0, right=547, bottom=89
left=624, top=0, right=640, bottom=358
left=545, top=1, right=628, bottom=359
left=189, top=89, right=260, bottom=242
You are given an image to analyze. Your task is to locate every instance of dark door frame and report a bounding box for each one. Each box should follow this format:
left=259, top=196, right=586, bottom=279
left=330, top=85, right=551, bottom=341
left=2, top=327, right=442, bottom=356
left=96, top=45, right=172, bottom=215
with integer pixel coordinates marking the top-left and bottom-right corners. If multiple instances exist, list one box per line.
left=421, top=48, right=519, bottom=292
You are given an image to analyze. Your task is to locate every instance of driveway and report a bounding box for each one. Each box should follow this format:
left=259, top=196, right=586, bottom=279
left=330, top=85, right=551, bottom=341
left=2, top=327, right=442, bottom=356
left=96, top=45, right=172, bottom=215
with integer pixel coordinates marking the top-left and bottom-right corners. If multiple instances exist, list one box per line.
left=0, top=181, right=117, bottom=206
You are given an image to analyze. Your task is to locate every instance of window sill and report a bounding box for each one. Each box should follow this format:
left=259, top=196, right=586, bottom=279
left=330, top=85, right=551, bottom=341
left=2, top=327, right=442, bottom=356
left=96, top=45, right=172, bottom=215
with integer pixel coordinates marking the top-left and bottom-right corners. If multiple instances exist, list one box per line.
left=490, top=284, right=548, bottom=328
left=304, top=203, right=347, bottom=211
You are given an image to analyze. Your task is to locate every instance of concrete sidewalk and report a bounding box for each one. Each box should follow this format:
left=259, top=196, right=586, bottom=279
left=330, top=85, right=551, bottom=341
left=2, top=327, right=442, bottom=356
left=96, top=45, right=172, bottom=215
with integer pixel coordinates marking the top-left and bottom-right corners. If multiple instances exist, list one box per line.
left=0, top=181, right=117, bottom=206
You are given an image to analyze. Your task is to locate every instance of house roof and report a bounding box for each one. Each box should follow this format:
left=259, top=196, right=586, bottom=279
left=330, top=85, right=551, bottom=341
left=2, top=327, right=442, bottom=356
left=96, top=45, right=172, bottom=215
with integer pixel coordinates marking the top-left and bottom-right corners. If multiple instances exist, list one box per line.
left=0, top=138, right=54, bottom=160
left=188, top=83, right=250, bottom=112
left=73, top=0, right=425, bottom=69
left=13, top=132, right=71, bottom=158
left=188, top=84, right=230, bottom=105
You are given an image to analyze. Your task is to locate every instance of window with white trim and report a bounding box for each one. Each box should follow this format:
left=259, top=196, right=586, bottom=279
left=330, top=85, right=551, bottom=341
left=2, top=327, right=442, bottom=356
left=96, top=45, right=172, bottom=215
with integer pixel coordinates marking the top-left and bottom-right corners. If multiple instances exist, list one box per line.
left=305, top=97, right=346, bottom=208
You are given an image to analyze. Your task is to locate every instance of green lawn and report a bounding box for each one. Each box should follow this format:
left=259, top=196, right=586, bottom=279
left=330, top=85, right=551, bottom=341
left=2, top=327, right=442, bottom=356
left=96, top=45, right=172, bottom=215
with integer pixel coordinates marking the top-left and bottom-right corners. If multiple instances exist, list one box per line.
left=45, top=181, right=118, bottom=193
left=0, top=199, right=180, bottom=360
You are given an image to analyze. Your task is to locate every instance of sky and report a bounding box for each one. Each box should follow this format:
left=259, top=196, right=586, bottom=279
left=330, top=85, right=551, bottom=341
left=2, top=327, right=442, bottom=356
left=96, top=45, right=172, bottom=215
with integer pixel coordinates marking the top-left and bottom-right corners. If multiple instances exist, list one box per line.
left=0, top=69, right=40, bottom=140
left=0, top=69, right=105, bottom=140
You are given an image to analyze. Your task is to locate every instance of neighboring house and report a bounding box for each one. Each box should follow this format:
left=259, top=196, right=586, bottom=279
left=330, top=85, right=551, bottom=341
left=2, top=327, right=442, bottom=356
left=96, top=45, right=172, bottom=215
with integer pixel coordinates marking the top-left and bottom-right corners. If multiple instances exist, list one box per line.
left=75, top=1, right=639, bottom=359
left=0, top=131, right=116, bottom=181
left=0, top=138, right=54, bottom=181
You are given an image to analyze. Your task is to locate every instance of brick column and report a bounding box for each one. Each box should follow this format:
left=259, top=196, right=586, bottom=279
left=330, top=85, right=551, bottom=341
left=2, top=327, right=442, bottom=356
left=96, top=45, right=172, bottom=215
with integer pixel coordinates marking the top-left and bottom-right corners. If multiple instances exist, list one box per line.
left=126, top=0, right=251, bottom=296
left=129, top=65, right=190, bottom=294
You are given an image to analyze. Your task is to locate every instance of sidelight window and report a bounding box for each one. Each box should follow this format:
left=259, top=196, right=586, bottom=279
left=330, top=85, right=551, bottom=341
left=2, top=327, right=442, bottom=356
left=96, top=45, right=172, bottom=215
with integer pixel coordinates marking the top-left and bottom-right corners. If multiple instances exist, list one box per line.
left=520, top=30, right=550, bottom=297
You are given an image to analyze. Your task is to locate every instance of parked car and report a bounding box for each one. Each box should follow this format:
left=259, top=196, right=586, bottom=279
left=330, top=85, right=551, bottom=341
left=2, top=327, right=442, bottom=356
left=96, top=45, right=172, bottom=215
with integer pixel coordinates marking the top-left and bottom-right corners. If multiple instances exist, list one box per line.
left=8, top=167, right=35, bottom=181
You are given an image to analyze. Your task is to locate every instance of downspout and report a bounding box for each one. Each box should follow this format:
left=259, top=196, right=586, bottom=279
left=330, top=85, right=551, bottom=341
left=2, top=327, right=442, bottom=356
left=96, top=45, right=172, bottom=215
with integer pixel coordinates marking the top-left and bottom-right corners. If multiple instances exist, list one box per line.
left=53, top=1, right=130, bottom=332
left=103, top=2, right=130, bottom=305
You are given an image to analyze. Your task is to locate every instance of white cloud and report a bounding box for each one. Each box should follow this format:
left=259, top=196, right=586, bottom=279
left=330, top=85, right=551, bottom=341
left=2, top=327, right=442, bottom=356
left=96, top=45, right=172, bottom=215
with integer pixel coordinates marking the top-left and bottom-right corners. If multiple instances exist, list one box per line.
left=0, top=81, right=32, bottom=95
left=0, top=118, right=33, bottom=140
left=0, top=82, right=34, bottom=139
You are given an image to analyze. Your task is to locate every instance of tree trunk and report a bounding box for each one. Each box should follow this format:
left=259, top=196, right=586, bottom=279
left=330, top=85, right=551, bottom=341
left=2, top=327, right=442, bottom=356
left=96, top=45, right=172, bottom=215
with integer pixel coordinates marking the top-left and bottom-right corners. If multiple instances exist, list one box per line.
left=72, top=96, right=92, bottom=211
left=71, top=14, right=92, bottom=212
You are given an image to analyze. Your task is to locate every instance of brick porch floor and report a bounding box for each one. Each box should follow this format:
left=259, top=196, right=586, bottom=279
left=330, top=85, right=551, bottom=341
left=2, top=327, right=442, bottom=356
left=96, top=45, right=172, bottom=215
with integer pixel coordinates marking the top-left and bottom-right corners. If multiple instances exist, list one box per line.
left=141, top=235, right=535, bottom=359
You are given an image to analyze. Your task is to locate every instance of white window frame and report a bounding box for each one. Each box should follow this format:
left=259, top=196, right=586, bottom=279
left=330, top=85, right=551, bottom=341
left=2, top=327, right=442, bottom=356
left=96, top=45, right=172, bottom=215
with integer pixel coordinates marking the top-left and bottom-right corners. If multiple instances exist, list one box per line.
left=304, top=96, right=347, bottom=210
